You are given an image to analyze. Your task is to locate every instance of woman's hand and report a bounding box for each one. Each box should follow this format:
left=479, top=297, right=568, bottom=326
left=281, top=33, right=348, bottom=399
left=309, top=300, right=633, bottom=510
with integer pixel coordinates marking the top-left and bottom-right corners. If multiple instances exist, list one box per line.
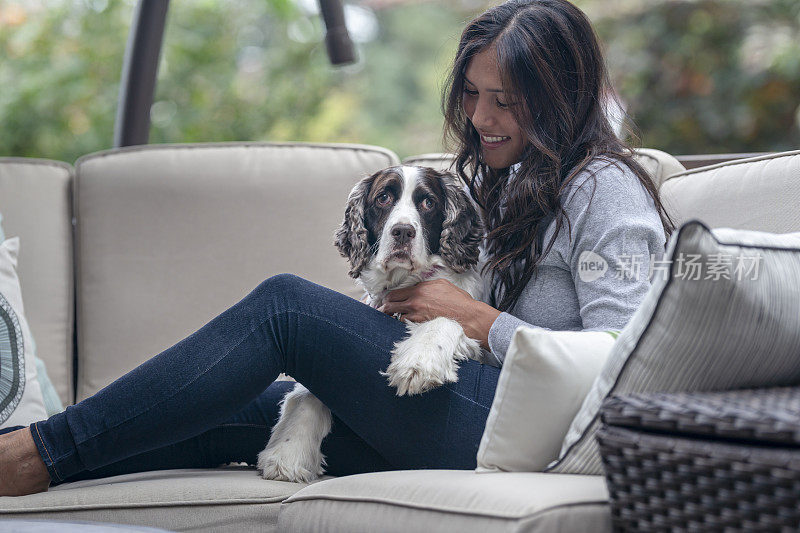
left=380, top=279, right=501, bottom=350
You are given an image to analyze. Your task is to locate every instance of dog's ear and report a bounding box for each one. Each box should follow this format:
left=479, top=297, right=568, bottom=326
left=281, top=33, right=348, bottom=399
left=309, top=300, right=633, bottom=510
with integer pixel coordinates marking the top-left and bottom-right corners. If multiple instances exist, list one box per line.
left=438, top=171, right=484, bottom=273
left=334, top=175, right=373, bottom=278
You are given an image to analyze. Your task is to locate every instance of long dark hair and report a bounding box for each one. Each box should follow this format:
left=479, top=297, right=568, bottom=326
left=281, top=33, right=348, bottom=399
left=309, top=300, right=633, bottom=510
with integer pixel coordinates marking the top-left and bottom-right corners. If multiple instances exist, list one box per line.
left=443, top=0, right=675, bottom=312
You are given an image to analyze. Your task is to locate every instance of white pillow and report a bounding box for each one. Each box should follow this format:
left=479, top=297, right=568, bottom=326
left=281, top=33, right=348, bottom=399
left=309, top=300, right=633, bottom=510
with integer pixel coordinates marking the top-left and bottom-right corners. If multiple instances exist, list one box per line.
left=0, top=237, right=47, bottom=427
left=548, top=220, right=800, bottom=475
left=476, top=328, right=617, bottom=472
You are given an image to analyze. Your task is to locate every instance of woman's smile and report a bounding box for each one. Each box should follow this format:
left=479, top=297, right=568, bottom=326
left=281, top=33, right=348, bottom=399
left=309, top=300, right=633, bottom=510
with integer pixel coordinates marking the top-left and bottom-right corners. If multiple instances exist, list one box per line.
left=479, top=134, right=512, bottom=148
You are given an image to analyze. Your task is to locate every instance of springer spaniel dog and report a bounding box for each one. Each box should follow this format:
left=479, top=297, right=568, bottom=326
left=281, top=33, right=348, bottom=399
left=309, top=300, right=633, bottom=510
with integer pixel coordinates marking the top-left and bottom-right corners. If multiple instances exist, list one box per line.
left=257, top=165, right=485, bottom=482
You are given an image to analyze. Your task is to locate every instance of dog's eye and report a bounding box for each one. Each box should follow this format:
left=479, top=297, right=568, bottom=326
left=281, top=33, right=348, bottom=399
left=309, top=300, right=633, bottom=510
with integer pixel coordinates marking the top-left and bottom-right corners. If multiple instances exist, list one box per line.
left=419, top=197, right=434, bottom=211
left=376, top=193, right=393, bottom=207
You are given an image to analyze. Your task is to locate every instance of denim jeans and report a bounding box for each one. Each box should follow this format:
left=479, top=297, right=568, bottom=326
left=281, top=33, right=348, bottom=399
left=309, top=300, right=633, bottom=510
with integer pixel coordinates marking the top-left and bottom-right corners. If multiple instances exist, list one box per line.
left=28, top=274, right=500, bottom=484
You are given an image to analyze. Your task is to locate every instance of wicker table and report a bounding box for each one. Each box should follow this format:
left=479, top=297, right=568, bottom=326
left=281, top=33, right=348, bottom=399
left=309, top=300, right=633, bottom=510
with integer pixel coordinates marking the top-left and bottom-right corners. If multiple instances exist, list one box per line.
left=596, top=386, right=800, bottom=532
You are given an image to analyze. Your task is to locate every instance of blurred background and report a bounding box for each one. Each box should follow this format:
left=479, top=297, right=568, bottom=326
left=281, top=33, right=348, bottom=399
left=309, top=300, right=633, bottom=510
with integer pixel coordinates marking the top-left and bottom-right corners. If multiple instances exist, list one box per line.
left=1, top=0, right=798, bottom=163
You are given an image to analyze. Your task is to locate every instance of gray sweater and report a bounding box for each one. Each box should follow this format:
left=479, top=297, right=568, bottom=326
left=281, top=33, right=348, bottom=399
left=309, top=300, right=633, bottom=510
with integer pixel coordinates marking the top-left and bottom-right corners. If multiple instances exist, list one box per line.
left=481, top=158, right=668, bottom=364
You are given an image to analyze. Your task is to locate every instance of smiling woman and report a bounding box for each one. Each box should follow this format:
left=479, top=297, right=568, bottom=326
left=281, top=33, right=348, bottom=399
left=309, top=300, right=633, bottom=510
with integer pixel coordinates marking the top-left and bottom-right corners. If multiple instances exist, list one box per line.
left=443, top=0, right=675, bottom=317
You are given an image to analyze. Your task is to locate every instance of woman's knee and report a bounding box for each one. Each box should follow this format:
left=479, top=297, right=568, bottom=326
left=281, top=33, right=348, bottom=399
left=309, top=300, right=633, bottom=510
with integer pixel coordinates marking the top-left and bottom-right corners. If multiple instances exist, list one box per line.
left=250, top=273, right=311, bottom=308
left=259, top=273, right=306, bottom=292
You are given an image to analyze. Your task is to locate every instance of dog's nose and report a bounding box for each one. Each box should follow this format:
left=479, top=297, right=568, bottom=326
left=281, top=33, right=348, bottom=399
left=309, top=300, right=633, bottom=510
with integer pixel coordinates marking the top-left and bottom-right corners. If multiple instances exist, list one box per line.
left=391, top=224, right=416, bottom=245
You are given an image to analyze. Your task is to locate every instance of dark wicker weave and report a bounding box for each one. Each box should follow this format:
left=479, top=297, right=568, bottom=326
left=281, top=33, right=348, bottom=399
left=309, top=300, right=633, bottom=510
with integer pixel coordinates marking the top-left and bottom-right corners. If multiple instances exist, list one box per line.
left=596, top=386, right=800, bottom=532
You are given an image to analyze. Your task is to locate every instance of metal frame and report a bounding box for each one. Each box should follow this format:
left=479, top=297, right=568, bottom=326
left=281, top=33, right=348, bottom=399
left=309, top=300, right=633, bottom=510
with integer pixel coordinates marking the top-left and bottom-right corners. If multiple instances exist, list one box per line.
left=319, top=0, right=355, bottom=65
left=113, top=0, right=354, bottom=148
left=113, top=0, right=170, bottom=148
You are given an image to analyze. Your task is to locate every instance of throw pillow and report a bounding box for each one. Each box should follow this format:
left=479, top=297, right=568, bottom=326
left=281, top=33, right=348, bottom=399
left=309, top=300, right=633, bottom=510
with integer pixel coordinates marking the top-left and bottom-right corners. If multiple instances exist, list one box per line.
left=0, top=213, right=63, bottom=416
left=0, top=237, right=47, bottom=427
left=476, top=328, right=617, bottom=472
left=34, top=346, right=64, bottom=417
left=548, top=219, right=800, bottom=475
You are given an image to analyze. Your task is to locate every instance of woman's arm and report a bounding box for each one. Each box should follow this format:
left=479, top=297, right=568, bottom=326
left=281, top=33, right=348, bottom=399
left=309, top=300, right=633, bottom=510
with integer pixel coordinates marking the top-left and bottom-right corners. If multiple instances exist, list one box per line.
left=490, top=163, right=667, bottom=355
left=380, top=279, right=501, bottom=350
left=564, top=164, right=667, bottom=330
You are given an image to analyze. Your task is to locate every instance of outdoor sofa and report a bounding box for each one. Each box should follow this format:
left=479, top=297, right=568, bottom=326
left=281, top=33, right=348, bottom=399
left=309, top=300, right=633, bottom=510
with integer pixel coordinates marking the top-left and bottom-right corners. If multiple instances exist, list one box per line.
left=0, top=142, right=797, bottom=532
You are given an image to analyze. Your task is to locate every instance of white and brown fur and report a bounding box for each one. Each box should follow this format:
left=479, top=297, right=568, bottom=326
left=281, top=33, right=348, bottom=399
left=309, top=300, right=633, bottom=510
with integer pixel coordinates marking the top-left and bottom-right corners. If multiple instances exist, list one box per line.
left=257, top=166, right=485, bottom=483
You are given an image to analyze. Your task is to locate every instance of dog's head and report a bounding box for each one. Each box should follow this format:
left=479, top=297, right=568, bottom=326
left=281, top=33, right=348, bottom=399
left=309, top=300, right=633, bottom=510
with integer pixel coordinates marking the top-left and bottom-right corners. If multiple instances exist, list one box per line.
left=334, top=165, right=484, bottom=278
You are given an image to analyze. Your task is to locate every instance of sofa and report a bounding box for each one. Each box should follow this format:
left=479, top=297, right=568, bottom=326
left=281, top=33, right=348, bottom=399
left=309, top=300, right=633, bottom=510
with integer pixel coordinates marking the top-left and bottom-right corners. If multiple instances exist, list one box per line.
left=0, top=142, right=797, bottom=532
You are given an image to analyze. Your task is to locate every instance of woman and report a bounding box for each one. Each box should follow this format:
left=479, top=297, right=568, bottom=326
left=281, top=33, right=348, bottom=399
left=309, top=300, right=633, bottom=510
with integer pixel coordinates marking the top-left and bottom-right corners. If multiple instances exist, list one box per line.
left=0, top=0, right=674, bottom=496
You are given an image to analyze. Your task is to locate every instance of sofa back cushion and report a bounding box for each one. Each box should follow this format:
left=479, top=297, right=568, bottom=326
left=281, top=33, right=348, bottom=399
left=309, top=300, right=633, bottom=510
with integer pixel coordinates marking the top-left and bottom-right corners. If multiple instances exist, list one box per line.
left=74, top=142, right=399, bottom=401
left=402, top=148, right=684, bottom=189
left=660, top=150, right=800, bottom=232
left=0, top=159, right=74, bottom=406
left=401, top=153, right=456, bottom=172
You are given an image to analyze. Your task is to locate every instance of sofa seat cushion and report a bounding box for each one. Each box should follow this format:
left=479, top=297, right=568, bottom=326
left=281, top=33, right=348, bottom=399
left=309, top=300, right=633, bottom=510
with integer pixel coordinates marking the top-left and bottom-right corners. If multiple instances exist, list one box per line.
left=0, top=466, right=306, bottom=533
left=278, top=470, right=611, bottom=533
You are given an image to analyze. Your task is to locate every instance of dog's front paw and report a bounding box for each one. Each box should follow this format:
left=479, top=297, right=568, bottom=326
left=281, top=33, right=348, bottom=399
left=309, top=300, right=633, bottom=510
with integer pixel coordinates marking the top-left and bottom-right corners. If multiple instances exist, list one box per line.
left=257, top=441, right=324, bottom=484
left=382, top=323, right=462, bottom=396
left=382, top=357, right=455, bottom=396
left=457, top=334, right=483, bottom=363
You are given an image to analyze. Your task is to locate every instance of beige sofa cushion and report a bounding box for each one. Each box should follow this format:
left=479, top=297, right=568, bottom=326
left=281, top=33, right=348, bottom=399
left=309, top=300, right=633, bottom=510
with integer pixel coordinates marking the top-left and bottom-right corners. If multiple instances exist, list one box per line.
left=0, top=466, right=304, bottom=533
left=74, top=142, right=399, bottom=401
left=401, top=153, right=457, bottom=172
left=633, top=148, right=685, bottom=188
left=550, top=221, right=800, bottom=475
left=476, top=328, right=615, bottom=473
left=402, top=148, right=684, bottom=188
left=660, top=150, right=800, bottom=232
left=278, top=470, right=610, bottom=533
left=0, top=158, right=74, bottom=406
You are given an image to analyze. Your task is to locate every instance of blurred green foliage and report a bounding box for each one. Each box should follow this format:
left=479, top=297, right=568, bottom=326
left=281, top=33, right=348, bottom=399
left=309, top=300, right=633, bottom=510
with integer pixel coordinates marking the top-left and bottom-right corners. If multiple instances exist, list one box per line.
left=0, top=1, right=132, bottom=161
left=594, top=0, right=800, bottom=153
left=0, top=0, right=798, bottom=164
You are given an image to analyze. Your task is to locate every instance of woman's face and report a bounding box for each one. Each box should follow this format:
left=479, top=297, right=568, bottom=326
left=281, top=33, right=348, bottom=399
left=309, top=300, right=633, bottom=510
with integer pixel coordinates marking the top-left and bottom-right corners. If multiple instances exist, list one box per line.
left=462, top=46, right=527, bottom=169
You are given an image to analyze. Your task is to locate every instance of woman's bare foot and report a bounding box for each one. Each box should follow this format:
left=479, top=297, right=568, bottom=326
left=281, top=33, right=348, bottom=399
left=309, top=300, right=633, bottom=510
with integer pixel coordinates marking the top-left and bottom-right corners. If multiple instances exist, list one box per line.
left=0, top=427, right=51, bottom=496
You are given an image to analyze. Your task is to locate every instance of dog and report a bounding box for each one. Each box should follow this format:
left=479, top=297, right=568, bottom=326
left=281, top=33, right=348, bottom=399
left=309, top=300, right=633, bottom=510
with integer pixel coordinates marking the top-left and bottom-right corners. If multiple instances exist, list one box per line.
left=256, top=165, right=486, bottom=483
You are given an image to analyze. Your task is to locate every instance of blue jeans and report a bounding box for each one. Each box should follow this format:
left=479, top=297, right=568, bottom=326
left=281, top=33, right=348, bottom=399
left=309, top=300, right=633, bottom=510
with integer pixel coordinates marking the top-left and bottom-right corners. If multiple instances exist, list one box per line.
left=28, top=274, right=500, bottom=484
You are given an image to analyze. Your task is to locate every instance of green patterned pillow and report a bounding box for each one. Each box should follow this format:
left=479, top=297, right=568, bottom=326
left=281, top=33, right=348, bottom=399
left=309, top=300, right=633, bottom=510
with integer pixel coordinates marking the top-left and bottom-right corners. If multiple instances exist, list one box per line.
left=0, top=238, right=47, bottom=426
left=0, top=214, right=63, bottom=417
